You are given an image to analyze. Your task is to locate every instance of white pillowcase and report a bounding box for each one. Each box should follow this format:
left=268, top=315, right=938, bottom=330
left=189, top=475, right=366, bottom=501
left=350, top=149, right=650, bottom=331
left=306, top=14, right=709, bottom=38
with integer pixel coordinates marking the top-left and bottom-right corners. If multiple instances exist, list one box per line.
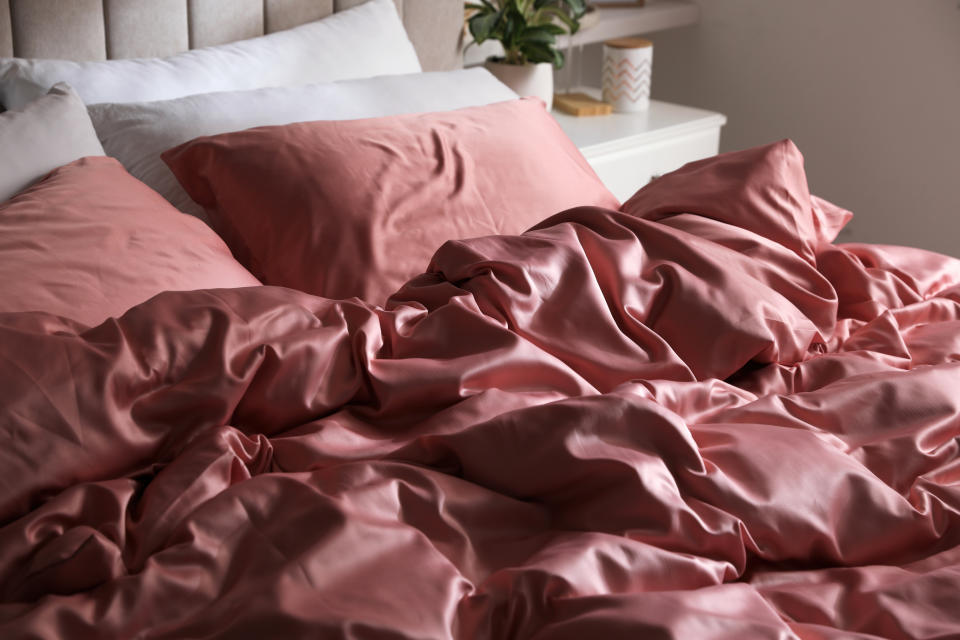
left=0, top=83, right=104, bottom=203
left=88, top=68, right=519, bottom=219
left=0, top=0, right=420, bottom=109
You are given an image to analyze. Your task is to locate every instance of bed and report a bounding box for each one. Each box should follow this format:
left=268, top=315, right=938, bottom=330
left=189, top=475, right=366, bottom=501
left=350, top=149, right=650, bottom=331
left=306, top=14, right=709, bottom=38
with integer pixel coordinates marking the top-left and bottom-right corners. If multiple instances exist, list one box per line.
left=1, top=2, right=960, bottom=639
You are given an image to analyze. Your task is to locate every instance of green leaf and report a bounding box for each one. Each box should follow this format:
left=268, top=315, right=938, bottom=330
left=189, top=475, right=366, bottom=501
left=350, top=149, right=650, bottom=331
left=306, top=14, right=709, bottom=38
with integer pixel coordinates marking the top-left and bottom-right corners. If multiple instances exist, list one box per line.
left=518, top=25, right=558, bottom=46
left=469, top=10, right=504, bottom=44
left=502, top=2, right=527, bottom=52
left=534, top=5, right=580, bottom=34
left=563, top=0, right=587, bottom=18
left=538, top=23, right=566, bottom=35
left=521, top=42, right=555, bottom=64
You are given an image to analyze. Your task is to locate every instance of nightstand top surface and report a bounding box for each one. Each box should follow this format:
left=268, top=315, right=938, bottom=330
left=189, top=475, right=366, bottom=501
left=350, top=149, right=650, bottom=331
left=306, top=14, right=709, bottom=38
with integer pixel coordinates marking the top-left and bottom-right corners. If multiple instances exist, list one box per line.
left=553, top=99, right=727, bottom=156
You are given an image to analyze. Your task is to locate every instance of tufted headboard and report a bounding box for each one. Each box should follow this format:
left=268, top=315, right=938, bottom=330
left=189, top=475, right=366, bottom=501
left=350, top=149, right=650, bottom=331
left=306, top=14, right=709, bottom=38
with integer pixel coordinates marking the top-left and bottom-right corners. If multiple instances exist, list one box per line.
left=0, top=0, right=463, bottom=71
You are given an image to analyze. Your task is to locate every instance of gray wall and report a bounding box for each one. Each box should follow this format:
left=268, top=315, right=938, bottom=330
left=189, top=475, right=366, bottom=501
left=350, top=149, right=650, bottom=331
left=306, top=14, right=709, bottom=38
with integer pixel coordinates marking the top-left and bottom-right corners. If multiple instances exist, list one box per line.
left=584, top=0, right=960, bottom=255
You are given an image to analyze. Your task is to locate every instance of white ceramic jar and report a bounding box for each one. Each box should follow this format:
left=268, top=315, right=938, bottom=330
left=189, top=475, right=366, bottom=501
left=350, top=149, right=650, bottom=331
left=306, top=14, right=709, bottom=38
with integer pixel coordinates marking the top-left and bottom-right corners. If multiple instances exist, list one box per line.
left=602, top=38, right=653, bottom=113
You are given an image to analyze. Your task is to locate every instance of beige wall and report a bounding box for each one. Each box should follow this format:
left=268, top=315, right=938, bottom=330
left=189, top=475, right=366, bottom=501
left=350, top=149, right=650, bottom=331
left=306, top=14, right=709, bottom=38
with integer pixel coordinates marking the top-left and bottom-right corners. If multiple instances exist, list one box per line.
left=593, top=0, right=960, bottom=255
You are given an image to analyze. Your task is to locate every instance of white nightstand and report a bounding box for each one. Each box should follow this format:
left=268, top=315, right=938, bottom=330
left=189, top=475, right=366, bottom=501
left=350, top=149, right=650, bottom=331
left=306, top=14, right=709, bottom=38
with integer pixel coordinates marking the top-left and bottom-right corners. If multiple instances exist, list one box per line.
left=553, top=99, right=727, bottom=202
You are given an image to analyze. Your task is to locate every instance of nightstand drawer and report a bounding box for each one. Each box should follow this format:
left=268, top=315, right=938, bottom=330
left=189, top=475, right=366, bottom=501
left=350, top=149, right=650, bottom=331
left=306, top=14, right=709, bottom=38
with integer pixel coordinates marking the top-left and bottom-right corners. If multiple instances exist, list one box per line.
left=584, top=126, right=722, bottom=202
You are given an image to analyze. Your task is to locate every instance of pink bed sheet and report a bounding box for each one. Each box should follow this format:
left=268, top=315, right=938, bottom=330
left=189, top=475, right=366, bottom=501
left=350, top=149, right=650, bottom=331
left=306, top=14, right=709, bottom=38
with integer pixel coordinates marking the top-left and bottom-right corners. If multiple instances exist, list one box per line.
left=2, top=141, right=960, bottom=639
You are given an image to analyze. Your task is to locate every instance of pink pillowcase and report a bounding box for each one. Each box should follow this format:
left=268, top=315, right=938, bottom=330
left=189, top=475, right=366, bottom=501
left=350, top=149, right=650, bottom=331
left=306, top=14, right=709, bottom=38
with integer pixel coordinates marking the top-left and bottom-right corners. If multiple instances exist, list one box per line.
left=620, top=140, right=853, bottom=263
left=163, top=98, right=618, bottom=304
left=0, top=157, right=261, bottom=327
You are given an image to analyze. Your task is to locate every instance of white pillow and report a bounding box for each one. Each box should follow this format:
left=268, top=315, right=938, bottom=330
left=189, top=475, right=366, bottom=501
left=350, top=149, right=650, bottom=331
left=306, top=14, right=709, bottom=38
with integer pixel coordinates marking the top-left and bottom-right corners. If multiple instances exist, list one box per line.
left=88, top=68, right=519, bottom=219
left=0, top=0, right=420, bottom=110
left=0, top=83, right=104, bottom=203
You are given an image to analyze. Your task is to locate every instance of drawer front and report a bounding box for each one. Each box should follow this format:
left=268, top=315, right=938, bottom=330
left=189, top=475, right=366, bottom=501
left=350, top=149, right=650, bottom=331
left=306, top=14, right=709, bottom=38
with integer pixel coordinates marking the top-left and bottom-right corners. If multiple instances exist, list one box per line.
left=584, top=127, right=722, bottom=203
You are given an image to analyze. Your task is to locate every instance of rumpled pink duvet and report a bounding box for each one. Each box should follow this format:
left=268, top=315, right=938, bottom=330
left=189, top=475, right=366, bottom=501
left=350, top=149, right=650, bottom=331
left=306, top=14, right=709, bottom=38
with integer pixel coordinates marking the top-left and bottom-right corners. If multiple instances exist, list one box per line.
left=2, top=141, right=960, bottom=639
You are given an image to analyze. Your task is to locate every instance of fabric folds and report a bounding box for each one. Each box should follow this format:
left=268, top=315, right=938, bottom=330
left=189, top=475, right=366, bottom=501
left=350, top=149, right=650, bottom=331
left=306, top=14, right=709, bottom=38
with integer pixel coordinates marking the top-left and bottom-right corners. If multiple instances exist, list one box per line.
left=1, top=141, right=959, bottom=639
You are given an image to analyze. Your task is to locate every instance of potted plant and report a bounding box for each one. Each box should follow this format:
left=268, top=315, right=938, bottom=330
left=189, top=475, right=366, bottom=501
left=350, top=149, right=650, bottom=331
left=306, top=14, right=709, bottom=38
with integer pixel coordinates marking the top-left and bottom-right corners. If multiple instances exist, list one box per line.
left=466, top=0, right=587, bottom=109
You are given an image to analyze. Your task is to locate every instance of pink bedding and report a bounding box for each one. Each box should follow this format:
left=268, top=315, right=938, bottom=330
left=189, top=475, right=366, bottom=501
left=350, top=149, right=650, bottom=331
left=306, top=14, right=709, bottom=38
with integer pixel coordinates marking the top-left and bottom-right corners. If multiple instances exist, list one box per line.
left=0, top=157, right=261, bottom=327
left=2, top=141, right=960, bottom=639
left=163, top=98, right=618, bottom=305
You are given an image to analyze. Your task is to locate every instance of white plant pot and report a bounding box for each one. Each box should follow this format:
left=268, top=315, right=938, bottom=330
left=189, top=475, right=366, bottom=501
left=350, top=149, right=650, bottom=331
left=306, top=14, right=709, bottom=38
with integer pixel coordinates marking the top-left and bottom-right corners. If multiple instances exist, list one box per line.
left=483, top=60, right=554, bottom=110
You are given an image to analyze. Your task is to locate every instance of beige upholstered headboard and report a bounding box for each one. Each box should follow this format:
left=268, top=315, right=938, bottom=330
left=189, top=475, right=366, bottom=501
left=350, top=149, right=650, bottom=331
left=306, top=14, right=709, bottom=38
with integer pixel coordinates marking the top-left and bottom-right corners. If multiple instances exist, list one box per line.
left=0, top=0, right=463, bottom=71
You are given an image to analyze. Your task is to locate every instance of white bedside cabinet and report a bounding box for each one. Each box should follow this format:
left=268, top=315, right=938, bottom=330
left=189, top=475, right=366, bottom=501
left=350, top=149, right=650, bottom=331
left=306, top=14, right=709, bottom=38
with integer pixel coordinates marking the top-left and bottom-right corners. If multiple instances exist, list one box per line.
left=553, top=99, right=727, bottom=202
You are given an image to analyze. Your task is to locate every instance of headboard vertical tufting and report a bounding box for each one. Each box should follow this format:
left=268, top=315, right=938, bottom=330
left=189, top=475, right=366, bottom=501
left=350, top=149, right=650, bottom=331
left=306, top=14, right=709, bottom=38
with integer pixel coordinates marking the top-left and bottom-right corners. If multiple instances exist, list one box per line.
left=0, top=0, right=463, bottom=71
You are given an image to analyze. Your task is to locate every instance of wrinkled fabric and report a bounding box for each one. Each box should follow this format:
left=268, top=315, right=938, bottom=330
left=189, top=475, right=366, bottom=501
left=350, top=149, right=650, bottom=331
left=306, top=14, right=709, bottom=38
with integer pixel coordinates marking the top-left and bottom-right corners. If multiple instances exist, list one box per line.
left=0, top=157, right=260, bottom=326
left=161, top=97, right=619, bottom=305
left=2, top=141, right=960, bottom=639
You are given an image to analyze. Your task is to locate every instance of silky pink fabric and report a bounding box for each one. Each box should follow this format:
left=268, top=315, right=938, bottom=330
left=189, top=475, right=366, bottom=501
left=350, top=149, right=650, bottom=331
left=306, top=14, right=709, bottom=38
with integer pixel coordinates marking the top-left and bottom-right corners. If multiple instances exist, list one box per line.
left=2, top=141, right=960, bottom=639
left=162, top=97, right=619, bottom=305
left=0, top=157, right=261, bottom=327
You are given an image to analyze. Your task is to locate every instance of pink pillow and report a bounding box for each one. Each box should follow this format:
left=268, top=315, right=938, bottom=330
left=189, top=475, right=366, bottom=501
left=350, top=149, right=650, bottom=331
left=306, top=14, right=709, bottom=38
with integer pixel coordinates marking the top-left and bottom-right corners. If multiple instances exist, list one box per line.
left=163, top=98, right=618, bottom=304
left=620, top=140, right=852, bottom=264
left=0, top=157, right=261, bottom=327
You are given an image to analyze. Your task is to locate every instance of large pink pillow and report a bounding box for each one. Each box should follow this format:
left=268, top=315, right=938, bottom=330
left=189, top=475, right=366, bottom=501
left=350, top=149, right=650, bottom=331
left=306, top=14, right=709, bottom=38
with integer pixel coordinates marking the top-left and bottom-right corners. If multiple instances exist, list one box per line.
left=163, top=98, right=618, bottom=304
left=0, top=157, right=261, bottom=327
